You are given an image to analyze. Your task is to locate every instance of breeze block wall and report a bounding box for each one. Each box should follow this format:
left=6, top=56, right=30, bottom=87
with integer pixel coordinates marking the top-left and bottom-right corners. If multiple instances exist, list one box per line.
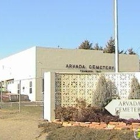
left=44, top=72, right=140, bottom=121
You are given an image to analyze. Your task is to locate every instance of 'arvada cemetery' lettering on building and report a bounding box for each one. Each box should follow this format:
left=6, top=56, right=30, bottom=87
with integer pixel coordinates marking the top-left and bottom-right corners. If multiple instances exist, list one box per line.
left=66, top=64, right=115, bottom=71
left=89, top=65, right=114, bottom=70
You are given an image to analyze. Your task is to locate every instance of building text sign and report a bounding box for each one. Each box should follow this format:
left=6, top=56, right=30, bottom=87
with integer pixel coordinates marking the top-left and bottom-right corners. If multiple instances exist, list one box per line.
left=66, top=64, right=114, bottom=71
left=105, top=99, right=140, bottom=119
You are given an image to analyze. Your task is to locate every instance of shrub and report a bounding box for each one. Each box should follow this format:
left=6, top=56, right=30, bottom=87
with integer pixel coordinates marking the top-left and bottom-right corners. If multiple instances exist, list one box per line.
left=38, top=122, right=63, bottom=133
left=55, top=106, right=78, bottom=121
left=46, top=126, right=135, bottom=140
left=55, top=105, right=120, bottom=123
left=128, top=76, right=140, bottom=99
left=92, top=75, right=119, bottom=108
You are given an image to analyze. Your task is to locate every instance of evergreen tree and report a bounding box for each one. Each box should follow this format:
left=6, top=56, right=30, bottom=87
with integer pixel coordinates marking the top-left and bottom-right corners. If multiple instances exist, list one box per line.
left=103, top=37, right=115, bottom=53
left=128, top=77, right=140, bottom=99
left=92, top=75, right=119, bottom=107
left=93, top=43, right=103, bottom=50
left=78, top=40, right=92, bottom=50
left=127, top=48, right=136, bottom=55
left=92, top=75, right=108, bottom=107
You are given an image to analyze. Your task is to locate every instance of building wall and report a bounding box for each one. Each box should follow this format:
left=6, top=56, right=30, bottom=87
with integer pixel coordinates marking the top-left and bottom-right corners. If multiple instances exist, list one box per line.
left=119, top=54, right=139, bottom=72
left=36, top=47, right=139, bottom=73
left=0, top=47, right=36, bottom=101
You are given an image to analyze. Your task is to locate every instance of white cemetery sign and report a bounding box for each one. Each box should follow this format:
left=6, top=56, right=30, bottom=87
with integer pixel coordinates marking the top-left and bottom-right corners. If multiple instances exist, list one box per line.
left=105, top=99, right=140, bottom=119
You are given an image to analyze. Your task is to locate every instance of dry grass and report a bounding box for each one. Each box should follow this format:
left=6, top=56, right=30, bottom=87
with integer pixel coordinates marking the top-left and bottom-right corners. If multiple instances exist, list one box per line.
left=0, top=103, right=47, bottom=140
left=45, top=126, right=135, bottom=140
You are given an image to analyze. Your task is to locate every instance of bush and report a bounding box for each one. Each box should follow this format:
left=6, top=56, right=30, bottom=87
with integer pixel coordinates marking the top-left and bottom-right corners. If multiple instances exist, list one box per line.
left=128, top=76, right=140, bottom=99
left=46, top=126, right=135, bottom=140
left=55, top=105, right=120, bottom=123
left=38, top=122, right=63, bottom=133
left=92, top=75, right=119, bottom=108
left=55, top=106, right=78, bottom=121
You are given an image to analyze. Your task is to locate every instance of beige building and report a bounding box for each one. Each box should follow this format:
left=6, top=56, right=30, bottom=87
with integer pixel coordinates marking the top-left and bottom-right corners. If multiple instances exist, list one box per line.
left=0, top=46, right=139, bottom=101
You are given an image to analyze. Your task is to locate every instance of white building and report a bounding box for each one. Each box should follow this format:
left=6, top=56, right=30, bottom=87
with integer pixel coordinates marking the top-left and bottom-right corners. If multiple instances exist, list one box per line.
left=0, top=47, right=36, bottom=101
left=0, top=46, right=139, bottom=101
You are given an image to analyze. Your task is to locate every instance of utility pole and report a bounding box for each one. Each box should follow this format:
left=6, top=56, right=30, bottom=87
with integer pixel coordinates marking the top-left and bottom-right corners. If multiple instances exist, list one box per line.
left=114, top=0, right=119, bottom=73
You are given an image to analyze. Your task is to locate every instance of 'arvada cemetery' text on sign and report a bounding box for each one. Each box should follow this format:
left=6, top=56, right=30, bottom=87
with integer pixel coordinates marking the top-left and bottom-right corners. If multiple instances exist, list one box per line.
left=105, top=100, right=140, bottom=119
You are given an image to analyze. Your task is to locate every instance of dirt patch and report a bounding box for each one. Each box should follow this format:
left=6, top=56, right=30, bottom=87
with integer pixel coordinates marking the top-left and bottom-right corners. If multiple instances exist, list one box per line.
left=0, top=107, right=47, bottom=140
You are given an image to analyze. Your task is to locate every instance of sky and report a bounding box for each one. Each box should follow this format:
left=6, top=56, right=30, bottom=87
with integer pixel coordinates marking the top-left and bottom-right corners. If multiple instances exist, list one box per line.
left=0, top=0, right=140, bottom=59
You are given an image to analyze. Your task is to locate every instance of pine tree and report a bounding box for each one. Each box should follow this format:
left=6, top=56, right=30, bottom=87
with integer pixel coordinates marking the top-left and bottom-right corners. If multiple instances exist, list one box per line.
left=92, top=75, right=108, bottom=107
left=128, top=77, right=140, bottom=99
left=78, top=40, right=92, bottom=50
left=93, top=43, right=103, bottom=50
left=103, top=37, right=115, bottom=53
left=92, top=75, right=119, bottom=107
left=127, top=48, right=136, bottom=55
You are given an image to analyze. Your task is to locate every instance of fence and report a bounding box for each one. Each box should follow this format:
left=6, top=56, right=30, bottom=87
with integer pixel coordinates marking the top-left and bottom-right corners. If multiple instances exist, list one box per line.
left=0, top=101, right=43, bottom=111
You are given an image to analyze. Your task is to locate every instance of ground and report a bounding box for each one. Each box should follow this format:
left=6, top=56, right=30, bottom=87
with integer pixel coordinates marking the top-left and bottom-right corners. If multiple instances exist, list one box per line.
left=0, top=105, right=47, bottom=140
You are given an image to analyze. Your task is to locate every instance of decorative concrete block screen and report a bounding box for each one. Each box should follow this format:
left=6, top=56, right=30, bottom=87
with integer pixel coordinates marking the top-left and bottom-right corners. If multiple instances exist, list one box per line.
left=105, top=73, right=135, bottom=99
left=55, top=73, right=136, bottom=107
left=44, top=72, right=140, bottom=121
left=55, top=73, right=98, bottom=107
